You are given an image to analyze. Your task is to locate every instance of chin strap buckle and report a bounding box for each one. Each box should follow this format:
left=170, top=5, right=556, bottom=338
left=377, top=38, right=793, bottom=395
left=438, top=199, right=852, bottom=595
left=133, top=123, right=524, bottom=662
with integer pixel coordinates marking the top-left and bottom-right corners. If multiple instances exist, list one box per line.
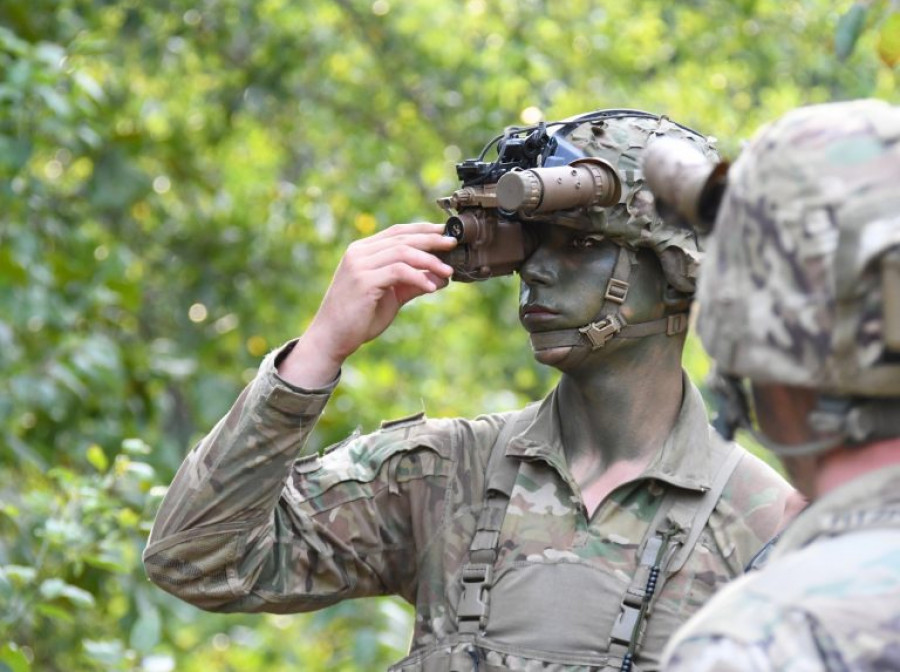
left=666, top=313, right=688, bottom=336
left=604, top=278, right=630, bottom=304
left=580, top=315, right=625, bottom=349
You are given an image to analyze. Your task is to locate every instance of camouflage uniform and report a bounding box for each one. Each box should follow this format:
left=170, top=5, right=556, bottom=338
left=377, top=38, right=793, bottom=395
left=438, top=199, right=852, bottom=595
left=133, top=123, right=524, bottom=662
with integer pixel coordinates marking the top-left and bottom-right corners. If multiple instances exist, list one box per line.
left=663, top=466, right=900, bottom=671
left=658, top=100, right=900, bottom=670
left=144, top=344, right=796, bottom=671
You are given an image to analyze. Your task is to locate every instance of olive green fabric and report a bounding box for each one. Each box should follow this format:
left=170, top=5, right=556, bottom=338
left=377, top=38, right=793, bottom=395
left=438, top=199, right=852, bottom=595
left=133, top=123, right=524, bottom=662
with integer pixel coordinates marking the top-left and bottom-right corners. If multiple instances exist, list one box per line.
left=144, top=343, right=796, bottom=671
left=662, top=465, right=900, bottom=671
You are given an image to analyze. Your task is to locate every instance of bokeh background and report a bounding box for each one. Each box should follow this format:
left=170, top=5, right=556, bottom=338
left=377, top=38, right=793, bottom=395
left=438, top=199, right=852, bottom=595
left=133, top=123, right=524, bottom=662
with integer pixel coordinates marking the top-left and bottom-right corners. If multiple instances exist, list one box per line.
left=1, top=1, right=897, bottom=670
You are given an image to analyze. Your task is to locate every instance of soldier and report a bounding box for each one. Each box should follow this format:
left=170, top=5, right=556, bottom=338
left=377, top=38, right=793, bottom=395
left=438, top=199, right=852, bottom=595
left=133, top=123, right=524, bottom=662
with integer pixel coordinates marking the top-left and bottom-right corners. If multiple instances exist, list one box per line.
left=143, top=109, right=799, bottom=671
left=659, top=99, right=900, bottom=670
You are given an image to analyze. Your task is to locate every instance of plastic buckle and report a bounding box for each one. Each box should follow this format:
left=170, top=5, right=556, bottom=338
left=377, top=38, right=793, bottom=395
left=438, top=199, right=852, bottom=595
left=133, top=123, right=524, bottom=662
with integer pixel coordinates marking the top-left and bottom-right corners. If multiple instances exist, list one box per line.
left=604, top=278, right=630, bottom=304
left=639, top=535, right=664, bottom=567
left=457, top=564, right=493, bottom=630
left=580, top=316, right=623, bottom=349
left=609, top=603, right=641, bottom=645
left=666, top=313, right=688, bottom=336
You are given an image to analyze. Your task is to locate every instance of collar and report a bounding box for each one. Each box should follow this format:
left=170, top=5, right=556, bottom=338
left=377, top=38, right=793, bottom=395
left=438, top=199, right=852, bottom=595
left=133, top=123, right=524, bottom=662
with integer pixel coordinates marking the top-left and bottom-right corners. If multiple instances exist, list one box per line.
left=771, top=464, right=900, bottom=559
left=504, top=372, right=716, bottom=493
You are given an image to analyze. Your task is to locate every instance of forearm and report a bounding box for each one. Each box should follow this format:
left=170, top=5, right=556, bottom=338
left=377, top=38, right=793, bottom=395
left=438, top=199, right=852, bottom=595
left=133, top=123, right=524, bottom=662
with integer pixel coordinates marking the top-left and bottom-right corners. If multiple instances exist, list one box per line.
left=143, top=343, right=335, bottom=607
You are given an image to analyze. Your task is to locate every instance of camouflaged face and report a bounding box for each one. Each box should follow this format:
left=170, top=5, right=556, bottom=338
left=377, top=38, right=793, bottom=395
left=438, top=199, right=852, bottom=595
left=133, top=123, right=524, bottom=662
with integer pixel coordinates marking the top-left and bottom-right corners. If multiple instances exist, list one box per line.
left=697, top=99, right=900, bottom=395
left=558, top=113, right=719, bottom=292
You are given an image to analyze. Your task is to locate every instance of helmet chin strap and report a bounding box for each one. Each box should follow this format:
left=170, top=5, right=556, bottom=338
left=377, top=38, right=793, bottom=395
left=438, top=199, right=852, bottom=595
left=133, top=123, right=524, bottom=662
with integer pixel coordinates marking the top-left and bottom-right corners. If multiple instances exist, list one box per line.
left=529, top=246, right=689, bottom=355
left=762, top=397, right=900, bottom=458
left=711, top=374, right=900, bottom=457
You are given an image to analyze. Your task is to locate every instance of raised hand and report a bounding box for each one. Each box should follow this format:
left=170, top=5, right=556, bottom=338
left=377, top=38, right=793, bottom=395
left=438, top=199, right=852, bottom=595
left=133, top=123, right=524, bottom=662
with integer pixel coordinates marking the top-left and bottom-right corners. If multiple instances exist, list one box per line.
left=278, top=223, right=457, bottom=388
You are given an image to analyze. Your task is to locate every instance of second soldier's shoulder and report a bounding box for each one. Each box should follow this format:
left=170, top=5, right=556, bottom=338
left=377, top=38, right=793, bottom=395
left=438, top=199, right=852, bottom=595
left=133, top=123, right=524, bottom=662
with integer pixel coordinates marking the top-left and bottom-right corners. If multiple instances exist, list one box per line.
left=662, top=553, right=802, bottom=662
left=667, top=530, right=900, bottom=668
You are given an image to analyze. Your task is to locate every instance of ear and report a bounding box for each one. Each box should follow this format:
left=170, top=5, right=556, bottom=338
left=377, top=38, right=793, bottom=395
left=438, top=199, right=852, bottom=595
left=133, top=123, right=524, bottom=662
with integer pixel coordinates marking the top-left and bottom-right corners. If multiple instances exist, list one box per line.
left=662, top=283, right=693, bottom=314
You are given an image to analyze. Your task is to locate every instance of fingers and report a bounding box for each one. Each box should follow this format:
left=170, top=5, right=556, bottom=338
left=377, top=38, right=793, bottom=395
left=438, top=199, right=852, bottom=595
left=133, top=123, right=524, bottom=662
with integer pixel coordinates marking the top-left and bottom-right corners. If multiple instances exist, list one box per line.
left=297, top=223, right=457, bottom=367
left=350, top=223, right=457, bottom=258
left=394, top=271, right=449, bottom=306
left=365, top=244, right=454, bottom=280
left=382, top=261, right=450, bottom=294
left=341, top=222, right=457, bottom=283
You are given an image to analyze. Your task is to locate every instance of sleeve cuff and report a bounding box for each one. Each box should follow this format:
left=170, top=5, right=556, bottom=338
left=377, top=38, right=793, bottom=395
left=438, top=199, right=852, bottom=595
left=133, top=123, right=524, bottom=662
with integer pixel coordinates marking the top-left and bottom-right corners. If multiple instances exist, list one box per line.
left=258, top=340, right=340, bottom=417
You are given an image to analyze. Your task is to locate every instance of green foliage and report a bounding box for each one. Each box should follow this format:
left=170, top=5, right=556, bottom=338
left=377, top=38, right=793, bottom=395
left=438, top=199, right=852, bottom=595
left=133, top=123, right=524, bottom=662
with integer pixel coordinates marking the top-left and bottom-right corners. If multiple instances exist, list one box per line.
left=0, top=0, right=896, bottom=669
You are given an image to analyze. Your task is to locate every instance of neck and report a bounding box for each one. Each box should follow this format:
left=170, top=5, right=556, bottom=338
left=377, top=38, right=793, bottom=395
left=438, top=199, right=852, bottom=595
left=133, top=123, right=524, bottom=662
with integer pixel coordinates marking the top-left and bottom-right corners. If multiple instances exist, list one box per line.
left=556, top=334, right=685, bottom=467
left=815, top=437, right=900, bottom=497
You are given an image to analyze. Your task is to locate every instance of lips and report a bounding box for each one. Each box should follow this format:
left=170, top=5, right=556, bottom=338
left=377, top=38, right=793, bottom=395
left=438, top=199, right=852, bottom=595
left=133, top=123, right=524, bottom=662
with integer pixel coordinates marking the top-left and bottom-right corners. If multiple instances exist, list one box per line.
left=520, top=303, right=559, bottom=326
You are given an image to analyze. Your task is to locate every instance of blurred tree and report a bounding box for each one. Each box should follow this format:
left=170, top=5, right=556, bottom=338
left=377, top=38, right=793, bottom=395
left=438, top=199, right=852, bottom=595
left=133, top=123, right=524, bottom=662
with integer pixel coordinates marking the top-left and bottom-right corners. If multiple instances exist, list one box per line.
left=0, top=0, right=896, bottom=669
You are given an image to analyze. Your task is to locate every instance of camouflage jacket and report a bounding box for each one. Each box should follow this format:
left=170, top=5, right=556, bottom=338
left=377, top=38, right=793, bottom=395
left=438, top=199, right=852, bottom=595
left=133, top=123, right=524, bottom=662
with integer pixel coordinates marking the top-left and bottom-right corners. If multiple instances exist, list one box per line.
left=661, top=464, right=900, bottom=671
left=144, top=345, right=796, bottom=671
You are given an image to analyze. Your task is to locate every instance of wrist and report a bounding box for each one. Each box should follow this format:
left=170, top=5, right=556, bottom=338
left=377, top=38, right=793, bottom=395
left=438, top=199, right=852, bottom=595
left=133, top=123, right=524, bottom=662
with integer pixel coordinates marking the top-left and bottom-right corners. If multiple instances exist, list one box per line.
left=277, top=331, right=344, bottom=389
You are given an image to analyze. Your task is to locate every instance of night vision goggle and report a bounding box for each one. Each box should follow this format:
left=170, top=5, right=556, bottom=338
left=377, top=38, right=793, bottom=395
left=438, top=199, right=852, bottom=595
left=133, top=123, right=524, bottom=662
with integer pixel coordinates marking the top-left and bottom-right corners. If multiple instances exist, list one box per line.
left=436, top=121, right=622, bottom=282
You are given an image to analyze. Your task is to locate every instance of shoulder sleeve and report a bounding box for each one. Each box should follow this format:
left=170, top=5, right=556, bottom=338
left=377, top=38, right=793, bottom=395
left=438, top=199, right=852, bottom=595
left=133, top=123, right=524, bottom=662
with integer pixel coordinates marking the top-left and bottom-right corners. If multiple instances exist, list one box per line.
left=142, top=345, right=457, bottom=613
left=663, top=546, right=841, bottom=671
left=709, top=438, right=800, bottom=574
left=664, top=606, right=841, bottom=672
left=664, top=636, right=786, bottom=672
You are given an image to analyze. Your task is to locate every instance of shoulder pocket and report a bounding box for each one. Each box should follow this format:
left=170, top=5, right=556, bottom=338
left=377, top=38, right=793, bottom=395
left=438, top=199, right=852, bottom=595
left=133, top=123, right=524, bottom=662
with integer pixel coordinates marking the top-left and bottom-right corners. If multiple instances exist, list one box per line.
left=293, top=420, right=452, bottom=503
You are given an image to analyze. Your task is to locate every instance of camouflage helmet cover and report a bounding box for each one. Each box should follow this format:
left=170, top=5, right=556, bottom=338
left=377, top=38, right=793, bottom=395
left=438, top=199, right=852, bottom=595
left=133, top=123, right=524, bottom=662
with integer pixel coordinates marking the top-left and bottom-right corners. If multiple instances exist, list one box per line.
left=549, top=112, right=720, bottom=292
left=697, top=99, right=900, bottom=396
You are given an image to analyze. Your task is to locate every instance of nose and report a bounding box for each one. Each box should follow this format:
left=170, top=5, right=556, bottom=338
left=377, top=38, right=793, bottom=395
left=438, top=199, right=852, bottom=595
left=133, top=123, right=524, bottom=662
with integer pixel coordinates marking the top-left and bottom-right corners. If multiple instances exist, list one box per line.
left=519, top=244, right=556, bottom=286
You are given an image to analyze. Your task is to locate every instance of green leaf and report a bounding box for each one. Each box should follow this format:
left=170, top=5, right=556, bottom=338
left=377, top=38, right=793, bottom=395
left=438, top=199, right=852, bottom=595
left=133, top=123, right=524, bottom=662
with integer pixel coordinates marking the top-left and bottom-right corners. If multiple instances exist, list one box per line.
left=2, top=566, right=36, bottom=587
left=86, top=444, right=109, bottom=472
left=0, top=136, right=32, bottom=174
left=82, top=551, right=128, bottom=573
left=0, top=642, right=30, bottom=672
left=129, top=604, right=161, bottom=653
left=121, top=438, right=151, bottom=455
left=82, top=640, right=126, bottom=666
left=39, top=578, right=96, bottom=609
left=877, top=12, right=900, bottom=67
left=0, top=504, right=20, bottom=520
left=35, top=603, right=76, bottom=623
left=835, top=2, right=868, bottom=61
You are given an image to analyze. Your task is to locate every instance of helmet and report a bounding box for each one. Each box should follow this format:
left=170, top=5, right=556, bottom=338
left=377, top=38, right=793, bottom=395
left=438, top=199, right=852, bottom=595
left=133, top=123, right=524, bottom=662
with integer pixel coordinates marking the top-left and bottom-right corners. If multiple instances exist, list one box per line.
left=696, top=99, right=900, bottom=398
left=440, top=109, right=719, bottom=353
left=546, top=109, right=719, bottom=293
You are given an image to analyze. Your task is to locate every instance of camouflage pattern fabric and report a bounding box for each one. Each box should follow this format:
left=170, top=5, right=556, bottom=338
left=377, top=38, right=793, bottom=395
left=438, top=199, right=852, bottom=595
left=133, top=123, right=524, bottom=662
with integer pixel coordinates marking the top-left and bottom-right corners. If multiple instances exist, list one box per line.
left=557, top=114, right=719, bottom=293
left=144, top=343, right=796, bottom=670
left=696, top=99, right=900, bottom=395
left=661, top=465, right=900, bottom=671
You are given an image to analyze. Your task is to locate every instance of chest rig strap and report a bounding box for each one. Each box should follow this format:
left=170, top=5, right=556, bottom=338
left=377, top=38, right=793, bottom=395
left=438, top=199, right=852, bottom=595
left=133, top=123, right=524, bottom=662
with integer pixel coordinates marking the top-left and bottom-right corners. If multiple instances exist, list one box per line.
left=612, top=442, right=745, bottom=671
left=457, top=405, right=539, bottom=634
